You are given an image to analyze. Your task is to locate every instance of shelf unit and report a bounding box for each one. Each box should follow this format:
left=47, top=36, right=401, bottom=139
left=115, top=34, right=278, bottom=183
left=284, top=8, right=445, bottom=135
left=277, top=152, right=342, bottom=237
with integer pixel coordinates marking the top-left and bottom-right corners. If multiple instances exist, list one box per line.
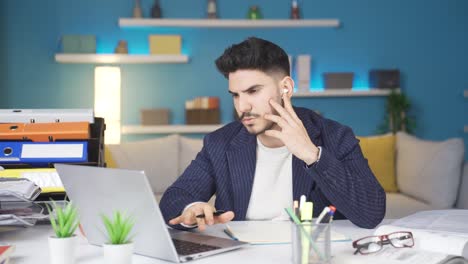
left=117, top=17, right=391, bottom=136
left=55, top=54, right=189, bottom=64
left=292, top=89, right=399, bottom=97
left=119, top=18, right=340, bottom=28
left=121, top=124, right=223, bottom=135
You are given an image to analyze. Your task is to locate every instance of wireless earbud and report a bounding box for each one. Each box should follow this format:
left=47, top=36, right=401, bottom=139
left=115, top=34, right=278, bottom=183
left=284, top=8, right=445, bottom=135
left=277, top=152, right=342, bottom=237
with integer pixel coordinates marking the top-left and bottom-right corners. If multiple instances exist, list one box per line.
left=283, top=88, right=288, bottom=94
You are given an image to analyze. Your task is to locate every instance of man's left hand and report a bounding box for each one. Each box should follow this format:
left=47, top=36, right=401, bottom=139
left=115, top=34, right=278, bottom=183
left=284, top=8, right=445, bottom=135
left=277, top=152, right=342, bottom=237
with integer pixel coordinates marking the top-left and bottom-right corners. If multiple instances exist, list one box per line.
left=264, top=93, right=320, bottom=166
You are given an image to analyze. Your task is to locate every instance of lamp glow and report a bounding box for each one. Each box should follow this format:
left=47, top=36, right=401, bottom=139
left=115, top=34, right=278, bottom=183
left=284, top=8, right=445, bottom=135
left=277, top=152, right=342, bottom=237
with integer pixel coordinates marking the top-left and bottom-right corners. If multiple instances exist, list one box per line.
left=94, top=66, right=121, bottom=144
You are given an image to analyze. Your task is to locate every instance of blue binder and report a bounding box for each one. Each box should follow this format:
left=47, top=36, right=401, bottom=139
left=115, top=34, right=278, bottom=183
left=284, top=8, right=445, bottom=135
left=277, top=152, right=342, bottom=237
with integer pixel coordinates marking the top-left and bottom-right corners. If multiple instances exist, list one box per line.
left=0, top=141, right=88, bottom=164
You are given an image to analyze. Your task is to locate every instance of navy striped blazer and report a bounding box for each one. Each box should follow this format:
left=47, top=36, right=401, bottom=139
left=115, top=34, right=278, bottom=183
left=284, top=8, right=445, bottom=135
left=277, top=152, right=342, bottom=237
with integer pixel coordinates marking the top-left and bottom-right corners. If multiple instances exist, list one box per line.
left=160, top=107, right=386, bottom=229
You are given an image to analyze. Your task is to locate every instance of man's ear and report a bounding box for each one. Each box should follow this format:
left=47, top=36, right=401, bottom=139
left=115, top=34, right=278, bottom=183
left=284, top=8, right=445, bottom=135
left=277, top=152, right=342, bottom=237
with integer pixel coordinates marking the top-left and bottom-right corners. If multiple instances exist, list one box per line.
left=281, top=76, right=294, bottom=95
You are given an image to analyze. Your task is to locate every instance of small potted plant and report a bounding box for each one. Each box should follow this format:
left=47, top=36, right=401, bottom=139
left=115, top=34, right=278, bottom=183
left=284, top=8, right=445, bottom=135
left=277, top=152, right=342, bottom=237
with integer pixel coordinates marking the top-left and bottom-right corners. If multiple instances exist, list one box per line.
left=378, top=90, right=416, bottom=134
left=101, top=211, right=135, bottom=264
left=46, top=200, right=79, bottom=264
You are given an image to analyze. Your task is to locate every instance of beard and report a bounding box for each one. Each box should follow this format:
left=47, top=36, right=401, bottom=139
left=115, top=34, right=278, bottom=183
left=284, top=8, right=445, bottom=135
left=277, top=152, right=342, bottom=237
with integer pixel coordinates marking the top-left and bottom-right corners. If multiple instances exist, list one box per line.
left=237, top=95, right=284, bottom=135
left=238, top=108, right=280, bottom=136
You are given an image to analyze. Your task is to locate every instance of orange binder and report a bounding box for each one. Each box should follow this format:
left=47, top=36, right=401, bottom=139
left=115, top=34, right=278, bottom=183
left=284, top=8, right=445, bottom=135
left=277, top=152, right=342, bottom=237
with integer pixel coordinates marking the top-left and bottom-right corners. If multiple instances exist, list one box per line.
left=0, top=122, right=90, bottom=142
left=0, top=123, right=26, bottom=140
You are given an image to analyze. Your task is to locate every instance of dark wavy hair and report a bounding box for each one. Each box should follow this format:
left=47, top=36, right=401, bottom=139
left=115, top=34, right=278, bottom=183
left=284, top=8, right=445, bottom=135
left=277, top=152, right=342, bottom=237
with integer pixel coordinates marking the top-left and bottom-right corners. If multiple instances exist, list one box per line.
left=215, top=37, right=290, bottom=79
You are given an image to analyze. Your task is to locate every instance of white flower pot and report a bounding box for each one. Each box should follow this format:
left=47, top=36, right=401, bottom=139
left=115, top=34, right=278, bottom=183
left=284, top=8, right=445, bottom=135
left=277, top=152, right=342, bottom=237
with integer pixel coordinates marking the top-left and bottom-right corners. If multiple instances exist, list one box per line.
left=103, top=242, right=134, bottom=264
left=48, top=235, right=78, bottom=264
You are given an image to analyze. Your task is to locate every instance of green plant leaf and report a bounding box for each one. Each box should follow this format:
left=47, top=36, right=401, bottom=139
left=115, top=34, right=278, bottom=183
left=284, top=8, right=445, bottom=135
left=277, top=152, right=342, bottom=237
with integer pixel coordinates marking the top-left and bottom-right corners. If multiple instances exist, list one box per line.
left=120, top=218, right=134, bottom=244
left=101, top=214, right=116, bottom=244
left=45, top=203, right=60, bottom=237
left=55, top=206, right=65, bottom=237
left=62, top=207, right=78, bottom=237
left=63, top=201, right=73, bottom=224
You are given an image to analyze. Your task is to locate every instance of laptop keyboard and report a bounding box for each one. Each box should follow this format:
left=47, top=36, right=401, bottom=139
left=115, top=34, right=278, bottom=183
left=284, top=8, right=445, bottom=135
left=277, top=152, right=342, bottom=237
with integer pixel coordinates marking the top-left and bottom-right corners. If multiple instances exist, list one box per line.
left=172, top=238, right=221, bottom=255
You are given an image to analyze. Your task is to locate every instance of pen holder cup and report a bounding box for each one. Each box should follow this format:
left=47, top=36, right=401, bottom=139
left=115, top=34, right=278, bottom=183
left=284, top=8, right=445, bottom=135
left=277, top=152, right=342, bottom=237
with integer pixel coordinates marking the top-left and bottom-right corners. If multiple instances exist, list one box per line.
left=291, top=222, right=331, bottom=264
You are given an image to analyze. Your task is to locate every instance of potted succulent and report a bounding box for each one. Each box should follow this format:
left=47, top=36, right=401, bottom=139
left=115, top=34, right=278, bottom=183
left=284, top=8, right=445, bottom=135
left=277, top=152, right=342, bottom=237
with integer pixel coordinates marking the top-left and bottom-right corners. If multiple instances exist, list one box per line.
left=101, top=211, right=135, bottom=264
left=46, top=200, right=79, bottom=264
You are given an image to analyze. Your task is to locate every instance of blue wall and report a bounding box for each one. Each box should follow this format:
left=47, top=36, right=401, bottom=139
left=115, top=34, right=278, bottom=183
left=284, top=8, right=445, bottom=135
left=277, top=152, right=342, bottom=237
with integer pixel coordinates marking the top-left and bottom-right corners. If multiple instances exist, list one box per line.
left=0, top=4, right=7, bottom=107
left=1, top=0, right=467, bottom=158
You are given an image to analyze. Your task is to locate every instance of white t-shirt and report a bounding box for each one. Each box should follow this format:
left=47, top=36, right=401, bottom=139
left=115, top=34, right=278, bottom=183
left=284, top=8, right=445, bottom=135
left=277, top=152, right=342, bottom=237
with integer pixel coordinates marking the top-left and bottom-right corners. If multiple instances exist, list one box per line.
left=245, top=138, right=293, bottom=220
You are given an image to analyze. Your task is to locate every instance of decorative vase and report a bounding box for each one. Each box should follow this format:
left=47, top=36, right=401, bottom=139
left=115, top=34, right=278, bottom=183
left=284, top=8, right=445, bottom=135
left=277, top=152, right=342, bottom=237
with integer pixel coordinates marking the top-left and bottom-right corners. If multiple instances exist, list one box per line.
left=133, top=0, right=143, bottom=18
left=247, top=5, right=262, bottom=20
left=48, top=235, right=78, bottom=264
left=103, top=243, right=134, bottom=264
left=114, top=40, right=129, bottom=54
left=207, top=0, right=217, bottom=19
left=151, top=0, right=162, bottom=18
left=290, top=0, right=300, bottom=19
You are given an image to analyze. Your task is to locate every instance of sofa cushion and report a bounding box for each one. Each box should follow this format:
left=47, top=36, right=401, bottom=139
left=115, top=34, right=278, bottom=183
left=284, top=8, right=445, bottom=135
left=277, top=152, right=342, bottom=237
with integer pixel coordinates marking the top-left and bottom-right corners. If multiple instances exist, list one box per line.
left=104, top=145, right=118, bottom=168
left=456, top=162, right=468, bottom=209
left=396, top=132, right=465, bottom=208
left=106, top=135, right=179, bottom=194
left=385, top=193, right=433, bottom=219
left=357, top=133, right=398, bottom=192
left=179, top=136, right=203, bottom=175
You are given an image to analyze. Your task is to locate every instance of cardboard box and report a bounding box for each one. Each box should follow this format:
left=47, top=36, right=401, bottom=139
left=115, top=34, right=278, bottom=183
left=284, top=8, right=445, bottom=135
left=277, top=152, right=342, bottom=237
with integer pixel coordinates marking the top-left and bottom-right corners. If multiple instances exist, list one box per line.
left=369, top=69, right=400, bottom=89
left=61, top=35, right=96, bottom=53
left=323, top=72, right=354, bottom=89
left=186, top=109, right=220, bottom=125
left=149, top=35, right=181, bottom=55
left=140, top=109, right=170, bottom=125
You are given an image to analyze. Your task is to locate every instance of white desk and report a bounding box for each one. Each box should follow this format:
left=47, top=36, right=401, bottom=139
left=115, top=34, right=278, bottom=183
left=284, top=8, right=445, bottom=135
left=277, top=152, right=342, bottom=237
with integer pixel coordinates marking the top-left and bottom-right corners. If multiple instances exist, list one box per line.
left=1, top=220, right=391, bottom=264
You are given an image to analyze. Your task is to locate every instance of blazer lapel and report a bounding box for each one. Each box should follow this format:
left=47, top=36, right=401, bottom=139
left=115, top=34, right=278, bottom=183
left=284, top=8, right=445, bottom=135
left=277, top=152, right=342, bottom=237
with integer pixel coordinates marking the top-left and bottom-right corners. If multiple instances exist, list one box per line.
left=226, top=127, right=257, bottom=220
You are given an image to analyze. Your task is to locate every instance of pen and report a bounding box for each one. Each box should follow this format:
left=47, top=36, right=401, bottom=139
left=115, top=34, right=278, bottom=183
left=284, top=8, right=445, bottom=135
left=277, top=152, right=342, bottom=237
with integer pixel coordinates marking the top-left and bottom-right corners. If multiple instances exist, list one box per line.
left=293, top=200, right=300, bottom=219
left=299, top=195, right=306, bottom=210
left=285, top=208, right=301, bottom=224
left=223, top=225, right=238, bottom=241
left=300, top=202, right=317, bottom=263
left=315, top=206, right=331, bottom=224
left=299, top=195, right=306, bottom=220
left=318, top=206, right=336, bottom=224
left=300, top=202, right=313, bottom=222
left=195, top=210, right=226, bottom=218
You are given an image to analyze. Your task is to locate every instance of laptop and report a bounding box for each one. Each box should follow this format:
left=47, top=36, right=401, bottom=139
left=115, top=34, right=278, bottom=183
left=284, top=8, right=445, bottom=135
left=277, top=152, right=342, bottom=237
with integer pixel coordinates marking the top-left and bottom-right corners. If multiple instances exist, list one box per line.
left=54, top=164, right=247, bottom=262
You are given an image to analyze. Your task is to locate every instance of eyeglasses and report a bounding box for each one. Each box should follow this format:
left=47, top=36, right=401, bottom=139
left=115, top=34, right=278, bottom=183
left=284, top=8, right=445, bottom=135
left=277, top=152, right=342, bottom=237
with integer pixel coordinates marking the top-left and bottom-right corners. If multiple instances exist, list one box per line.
left=352, top=231, right=414, bottom=255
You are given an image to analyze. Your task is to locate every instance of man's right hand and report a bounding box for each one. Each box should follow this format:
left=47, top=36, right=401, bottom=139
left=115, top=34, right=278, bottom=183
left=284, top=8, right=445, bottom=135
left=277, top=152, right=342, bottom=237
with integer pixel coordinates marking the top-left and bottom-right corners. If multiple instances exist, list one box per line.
left=168, top=203, right=235, bottom=231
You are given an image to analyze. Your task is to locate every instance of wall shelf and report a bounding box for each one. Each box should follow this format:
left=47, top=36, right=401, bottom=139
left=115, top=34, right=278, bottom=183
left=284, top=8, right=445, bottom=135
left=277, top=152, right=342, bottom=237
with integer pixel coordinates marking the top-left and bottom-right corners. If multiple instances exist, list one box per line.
left=121, top=124, right=223, bottom=134
left=119, top=18, right=340, bottom=28
left=292, top=89, right=399, bottom=97
left=55, top=54, right=189, bottom=64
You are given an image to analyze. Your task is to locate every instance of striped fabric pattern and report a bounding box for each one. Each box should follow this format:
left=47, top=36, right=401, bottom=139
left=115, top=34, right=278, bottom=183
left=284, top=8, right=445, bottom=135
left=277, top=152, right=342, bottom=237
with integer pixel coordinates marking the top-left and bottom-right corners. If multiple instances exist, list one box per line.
left=159, top=107, right=386, bottom=229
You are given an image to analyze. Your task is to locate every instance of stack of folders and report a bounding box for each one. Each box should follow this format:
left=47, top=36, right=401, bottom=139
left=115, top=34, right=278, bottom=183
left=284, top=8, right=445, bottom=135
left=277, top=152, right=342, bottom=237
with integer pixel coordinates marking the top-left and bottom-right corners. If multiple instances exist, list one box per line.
left=0, top=109, right=105, bottom=210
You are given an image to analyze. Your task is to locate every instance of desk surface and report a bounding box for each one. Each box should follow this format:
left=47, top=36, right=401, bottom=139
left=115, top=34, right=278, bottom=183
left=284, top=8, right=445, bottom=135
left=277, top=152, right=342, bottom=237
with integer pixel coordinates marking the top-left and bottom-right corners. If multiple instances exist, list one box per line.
left=1, top=220, right=391, bottom=264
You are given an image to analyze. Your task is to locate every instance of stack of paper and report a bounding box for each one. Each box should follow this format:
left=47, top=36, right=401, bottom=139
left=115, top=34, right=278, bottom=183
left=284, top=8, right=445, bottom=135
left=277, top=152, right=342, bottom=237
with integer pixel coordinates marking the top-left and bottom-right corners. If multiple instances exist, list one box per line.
left=0, top=178, right=41, bottom=201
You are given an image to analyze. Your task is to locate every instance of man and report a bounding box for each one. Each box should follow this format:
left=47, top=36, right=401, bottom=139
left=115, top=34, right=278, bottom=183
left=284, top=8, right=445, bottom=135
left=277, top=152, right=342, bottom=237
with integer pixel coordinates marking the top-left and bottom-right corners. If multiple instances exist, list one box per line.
left=160, top=37, right=386, bottom=231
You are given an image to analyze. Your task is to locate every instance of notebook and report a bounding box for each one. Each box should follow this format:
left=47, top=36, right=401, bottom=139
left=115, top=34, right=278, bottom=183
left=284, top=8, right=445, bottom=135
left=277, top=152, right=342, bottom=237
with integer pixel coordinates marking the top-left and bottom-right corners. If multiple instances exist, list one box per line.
left=225, top=221, right=350, bottom=245
left=55, top=164, right=247, bottom=263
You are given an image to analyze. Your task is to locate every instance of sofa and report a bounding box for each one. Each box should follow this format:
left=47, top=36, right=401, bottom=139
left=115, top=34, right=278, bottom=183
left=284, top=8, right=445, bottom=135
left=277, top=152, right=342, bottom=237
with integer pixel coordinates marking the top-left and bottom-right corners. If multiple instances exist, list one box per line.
left=106, top=132, right=467, bottom=219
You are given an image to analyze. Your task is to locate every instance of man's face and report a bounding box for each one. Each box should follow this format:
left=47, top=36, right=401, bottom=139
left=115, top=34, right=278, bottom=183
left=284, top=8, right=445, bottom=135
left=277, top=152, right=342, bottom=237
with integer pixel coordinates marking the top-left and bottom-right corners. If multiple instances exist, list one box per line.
left=228, top=69, right=284, bottom=135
